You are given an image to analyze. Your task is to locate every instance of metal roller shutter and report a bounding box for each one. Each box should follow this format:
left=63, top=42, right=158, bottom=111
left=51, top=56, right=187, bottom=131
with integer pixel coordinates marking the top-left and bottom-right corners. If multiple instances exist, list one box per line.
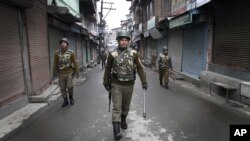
left=168, top=29, right=183, bottom=71
left=25, top=0, right=50, bottom=95
left=0, top=3, right=25, bottom=106
left=76, top=34, right=82, bottom=66
left=182, top=25, right=207, bottom=78
left=213, top=0, right=250, bottom=71
left=157, top=38, right=167, bottom=56
left=66, top=32, right=76, bottom=52
left=82, top=40, right=87, bottom=64
left=48, top=26, right=65, bottom=74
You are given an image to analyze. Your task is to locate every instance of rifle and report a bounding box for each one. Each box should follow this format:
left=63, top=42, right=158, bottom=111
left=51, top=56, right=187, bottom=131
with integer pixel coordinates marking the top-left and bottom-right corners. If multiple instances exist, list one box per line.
left=108, top=74, right=112, bottom=112
left=143, top=70, right=146, bottom=118
left=108, top=88, right=111, bottom=112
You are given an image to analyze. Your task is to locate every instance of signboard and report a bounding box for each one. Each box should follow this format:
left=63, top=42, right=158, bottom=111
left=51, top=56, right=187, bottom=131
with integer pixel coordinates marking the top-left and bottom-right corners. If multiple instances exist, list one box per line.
left=147, top=16, right=156, bottom=30
left=139, top=23, right=142, bottom=33
left=241, top=82, right=250, bottom=98
left=144, top=31, right=149, bottom=37
left=196, top=0, right=211, bottom=8
left=90, top=30, right=98, bottom=36
left=149, top=28, right=163, bottom=39
left=169, top=12, right=192, bottom=29
left=171, top=0, right=186, bottom=15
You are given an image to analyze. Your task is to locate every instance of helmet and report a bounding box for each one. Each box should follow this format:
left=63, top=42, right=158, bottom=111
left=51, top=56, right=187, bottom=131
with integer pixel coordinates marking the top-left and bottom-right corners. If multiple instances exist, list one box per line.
left=163, top=46, right=168, bottom=51
left=116, top=30, right=130, bottom=41
left=59, top=37, right=69, bottom=45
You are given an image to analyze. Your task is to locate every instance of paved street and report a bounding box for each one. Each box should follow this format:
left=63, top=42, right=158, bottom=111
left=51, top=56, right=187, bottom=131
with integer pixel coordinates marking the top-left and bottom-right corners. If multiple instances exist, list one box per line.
left=2, top=66, right=250, bottom=141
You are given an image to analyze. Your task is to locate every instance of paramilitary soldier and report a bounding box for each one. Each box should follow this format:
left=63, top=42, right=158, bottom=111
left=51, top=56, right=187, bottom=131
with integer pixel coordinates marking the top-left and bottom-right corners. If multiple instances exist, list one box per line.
left=157, top=46, right=172, bottom=88
left=53, top=37, right=79, bottom=107
left=103, top=30, right=148, bottom=140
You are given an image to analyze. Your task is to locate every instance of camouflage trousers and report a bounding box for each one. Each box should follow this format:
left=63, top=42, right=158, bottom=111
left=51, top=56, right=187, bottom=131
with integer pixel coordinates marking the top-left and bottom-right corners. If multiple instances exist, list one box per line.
left=111, top=82, right=134, bottom=122
left=159, top=68, right=169, bottom=85
left=58, top=72, right=74, bottom=98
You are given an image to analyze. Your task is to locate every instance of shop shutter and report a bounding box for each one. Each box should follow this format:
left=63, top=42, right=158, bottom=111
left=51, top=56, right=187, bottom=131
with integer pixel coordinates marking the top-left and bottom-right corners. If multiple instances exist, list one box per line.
left=182, top=25, right=207, bottom=78
left=82, top=40, right=87, bottom=64
left=66, top=32, right=76, bottom=52
left=86, top=41, right=91, bottom=62
left=48, top=26, right=65, bottom=74
left=168, top=29, right=183, bottom=71
left=213, top=0, right=250, bottom=71
left=157, top=38, right=167, bottom=55
left=76, top=34, right=82, bottom=65
left=25, top=0, right=50, bottom=95
left=0, top=3, right=25, bottom=105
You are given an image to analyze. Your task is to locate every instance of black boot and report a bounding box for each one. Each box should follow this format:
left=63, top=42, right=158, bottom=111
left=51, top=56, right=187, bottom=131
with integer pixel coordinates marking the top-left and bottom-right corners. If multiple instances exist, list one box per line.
left=160, top=80, right=163, bottom=86
left=69, top=95, right=74, bottom=105
left=113, top=122, right=123, bottom=140
left=165, top=83, right=169, bottom=89
left=61, top=97, right=69, bottom=107
left=121, top=114, right=127, bottom=130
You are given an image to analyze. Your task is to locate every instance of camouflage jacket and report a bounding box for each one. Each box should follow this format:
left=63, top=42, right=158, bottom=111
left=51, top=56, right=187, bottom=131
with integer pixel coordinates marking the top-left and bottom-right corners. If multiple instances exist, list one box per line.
left=103, top=47, right=147, bottom=85
left=157, top=53, right=172, bottom=69
left=53, top=49, right=79, bottom=74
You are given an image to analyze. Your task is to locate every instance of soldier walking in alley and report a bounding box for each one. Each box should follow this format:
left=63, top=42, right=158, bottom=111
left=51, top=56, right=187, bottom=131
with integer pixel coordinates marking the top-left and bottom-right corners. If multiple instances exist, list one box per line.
left=53, top=37, right=79, bottom=107
left=103, top=30, right=148, bottom=140
left=157, top=46, right=172, bottom=88
left=100, top=50, right=107, bottom=69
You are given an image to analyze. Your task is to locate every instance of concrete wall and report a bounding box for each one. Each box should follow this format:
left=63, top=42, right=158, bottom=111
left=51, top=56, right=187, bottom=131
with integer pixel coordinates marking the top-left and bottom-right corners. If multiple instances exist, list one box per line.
left=200, top=71, right=246, bottom=101
left=208, top=63, right=250, bottom=81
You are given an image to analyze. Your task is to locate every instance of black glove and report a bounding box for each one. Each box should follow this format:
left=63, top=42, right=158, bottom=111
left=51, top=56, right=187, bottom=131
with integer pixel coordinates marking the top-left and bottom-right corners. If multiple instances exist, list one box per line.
left=142, top=83, right=148, bottom=90
left=104, top=84, right=110, bottom=92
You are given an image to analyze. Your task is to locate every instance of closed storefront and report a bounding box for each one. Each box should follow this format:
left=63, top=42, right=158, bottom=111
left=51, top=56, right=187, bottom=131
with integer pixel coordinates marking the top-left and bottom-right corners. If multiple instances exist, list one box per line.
left=151, top=39, right=157, bottom=65
left=0, top=3, right=25, bottom=106
left=76, top=34, right=82, bottom=66
left=86, top=40, right=91, bottom=62
left=82, top=39, right=87, bottom=64
left=48, top=26, right=65, bottom=74
left=213, top=0, right=250, bottom=80
left=25, top=0, right=50, bottom=95
left=145, top=38, right=152, bottom=60
left=66, top=32, right=76, bottom=52
left=168, top=29, right=183, bottom=71
left=182, top=24, right=208, bottom=79
left=157, top=38, right=167, bottom=56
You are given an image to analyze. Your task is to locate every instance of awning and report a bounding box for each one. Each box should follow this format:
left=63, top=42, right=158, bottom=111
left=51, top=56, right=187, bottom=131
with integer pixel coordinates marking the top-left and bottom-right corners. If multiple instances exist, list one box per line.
left=47, top=5, right=81, bottom=24
left=133, top=36, right=141, bottom=42
left=148, top=28, right=163, bottom=39
left=143, top=31, right=149, bottom=38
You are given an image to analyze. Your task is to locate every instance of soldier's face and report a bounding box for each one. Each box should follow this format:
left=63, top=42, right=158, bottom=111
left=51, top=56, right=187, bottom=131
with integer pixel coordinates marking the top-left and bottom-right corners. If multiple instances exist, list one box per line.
left=118, top=38, right=129, bottom=48
left=60, top=42, right=68, bottom=50
left=164, top=50, right=168, bottom=54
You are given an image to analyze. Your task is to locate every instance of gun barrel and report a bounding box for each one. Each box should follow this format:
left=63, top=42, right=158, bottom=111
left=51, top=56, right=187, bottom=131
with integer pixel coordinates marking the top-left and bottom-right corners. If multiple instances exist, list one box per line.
left=143, top=89, right=146, bottom=118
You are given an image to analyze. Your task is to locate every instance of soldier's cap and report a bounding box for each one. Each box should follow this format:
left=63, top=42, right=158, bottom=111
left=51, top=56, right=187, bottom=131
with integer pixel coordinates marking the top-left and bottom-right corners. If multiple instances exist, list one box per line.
left=116, top=30, right=131, bottom=41
left=163, top=46, right=168, bottom=51
left=59, top=37, right=69, bottom=45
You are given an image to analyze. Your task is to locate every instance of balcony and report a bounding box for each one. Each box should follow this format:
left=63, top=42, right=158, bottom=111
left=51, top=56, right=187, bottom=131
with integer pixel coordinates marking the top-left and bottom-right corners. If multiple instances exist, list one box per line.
left=47, top=6, right=81, bottom=23
left=80, top=0, right=97, bottom=15
left=0, top=0, right=35, bottom=8
left=47, top=0, right=81, bottom=23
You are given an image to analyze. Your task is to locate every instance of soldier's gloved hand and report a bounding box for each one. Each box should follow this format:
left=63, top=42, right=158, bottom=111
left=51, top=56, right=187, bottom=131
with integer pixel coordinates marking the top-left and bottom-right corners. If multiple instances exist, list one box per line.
left=142, top=83, right=148, bottom=90
left=103, top=84, right=110, bottom=91
left=76, top=73, right=79, bottom=79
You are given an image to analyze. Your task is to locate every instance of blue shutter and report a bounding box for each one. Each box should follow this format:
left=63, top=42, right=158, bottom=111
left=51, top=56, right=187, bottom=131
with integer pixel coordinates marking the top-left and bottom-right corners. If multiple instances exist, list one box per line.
left=182, top=24, right=208, bottom=79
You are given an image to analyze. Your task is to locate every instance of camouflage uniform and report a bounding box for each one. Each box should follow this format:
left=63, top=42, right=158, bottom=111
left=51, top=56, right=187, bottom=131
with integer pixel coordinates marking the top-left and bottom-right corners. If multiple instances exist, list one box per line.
left=103, top=30, right=147, bottom=140
left=157, top=51, right=172, bottom=87
left=53, top=38, right=79, bottom=107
